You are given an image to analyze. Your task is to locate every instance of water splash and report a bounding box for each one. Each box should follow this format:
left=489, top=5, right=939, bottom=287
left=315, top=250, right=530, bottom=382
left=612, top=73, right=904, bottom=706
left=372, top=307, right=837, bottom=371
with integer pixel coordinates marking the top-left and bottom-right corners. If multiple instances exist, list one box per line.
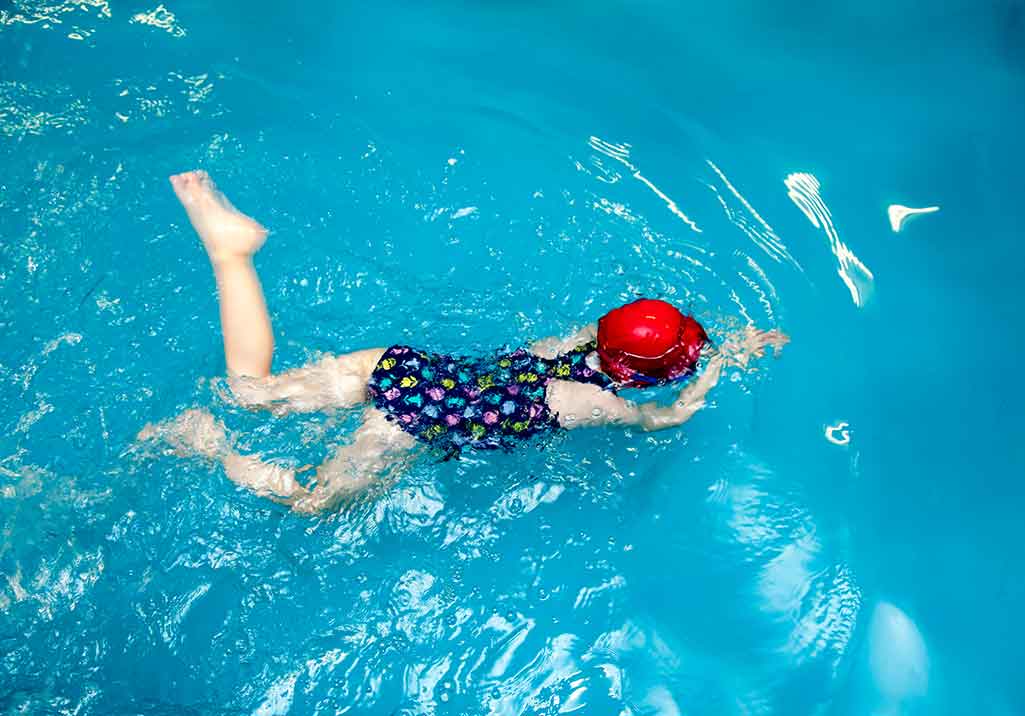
left=784, top=172, right=874, bottom=307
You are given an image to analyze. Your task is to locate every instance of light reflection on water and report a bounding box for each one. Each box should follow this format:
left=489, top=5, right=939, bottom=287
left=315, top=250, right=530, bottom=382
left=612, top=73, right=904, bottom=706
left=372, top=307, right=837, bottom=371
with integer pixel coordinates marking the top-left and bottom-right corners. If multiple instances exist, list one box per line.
left=784, top=172, right=874, bottom=308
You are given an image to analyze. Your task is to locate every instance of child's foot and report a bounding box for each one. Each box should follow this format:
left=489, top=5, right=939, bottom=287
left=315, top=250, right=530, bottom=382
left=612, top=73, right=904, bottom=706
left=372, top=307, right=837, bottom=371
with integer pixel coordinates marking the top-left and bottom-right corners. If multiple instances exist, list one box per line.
left=137, top=408, right=229, bottom=459
left=169, top=170, right=267, bottom=264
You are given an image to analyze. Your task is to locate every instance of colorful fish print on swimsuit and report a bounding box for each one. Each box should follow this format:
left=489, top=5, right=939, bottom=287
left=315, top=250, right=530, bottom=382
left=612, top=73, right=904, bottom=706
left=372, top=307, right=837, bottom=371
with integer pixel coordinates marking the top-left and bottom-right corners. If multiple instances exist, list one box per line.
left=367, top=342, right=614, bottom=455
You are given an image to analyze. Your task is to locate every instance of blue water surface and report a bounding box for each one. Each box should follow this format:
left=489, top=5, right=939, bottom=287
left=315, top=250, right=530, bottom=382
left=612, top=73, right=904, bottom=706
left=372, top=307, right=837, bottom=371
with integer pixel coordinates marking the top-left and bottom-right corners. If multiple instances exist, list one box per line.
left=2, top=1, right=1024, bottom=714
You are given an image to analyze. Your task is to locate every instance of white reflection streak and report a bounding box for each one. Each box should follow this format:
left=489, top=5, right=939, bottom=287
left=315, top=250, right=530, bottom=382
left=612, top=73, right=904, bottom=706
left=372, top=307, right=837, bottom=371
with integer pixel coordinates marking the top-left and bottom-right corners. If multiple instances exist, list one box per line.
left=888, top=204, right=939, bottom=233
left=825, top=421, right=850, bottom=445
left=736, top=265, right=775, bottom=321
left=488, top=619, right=534, bottom=678
left=707, top=160, right=802, bottom=270
left=784, top=173, right=874, bottom=307
left=728, top=288, right=754, bottom=325
left=588, top=136, right=702, bottom=233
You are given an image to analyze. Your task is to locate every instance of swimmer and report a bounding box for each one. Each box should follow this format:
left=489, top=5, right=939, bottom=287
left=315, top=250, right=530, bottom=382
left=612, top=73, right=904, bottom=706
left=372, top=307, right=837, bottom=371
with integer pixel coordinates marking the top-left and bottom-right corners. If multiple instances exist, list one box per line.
left=140, top=170, right=788, bottom=514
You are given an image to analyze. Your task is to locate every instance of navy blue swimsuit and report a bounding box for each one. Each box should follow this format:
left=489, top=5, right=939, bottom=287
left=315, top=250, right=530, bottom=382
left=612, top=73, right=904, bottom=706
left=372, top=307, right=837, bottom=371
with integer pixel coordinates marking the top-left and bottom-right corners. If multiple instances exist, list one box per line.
left=367, top=342, right=615, bottom=455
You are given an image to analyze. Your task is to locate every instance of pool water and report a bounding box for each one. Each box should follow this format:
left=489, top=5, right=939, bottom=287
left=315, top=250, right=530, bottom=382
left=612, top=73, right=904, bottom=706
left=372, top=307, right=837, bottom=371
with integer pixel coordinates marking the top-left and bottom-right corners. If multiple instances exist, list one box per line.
left=2, top=1, right=1024, bottom=714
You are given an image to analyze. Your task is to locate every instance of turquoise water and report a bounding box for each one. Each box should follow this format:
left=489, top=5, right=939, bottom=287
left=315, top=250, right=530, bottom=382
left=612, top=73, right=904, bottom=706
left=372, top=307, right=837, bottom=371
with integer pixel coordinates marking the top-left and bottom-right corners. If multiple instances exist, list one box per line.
left=2, top=1, right=1024, bottom=714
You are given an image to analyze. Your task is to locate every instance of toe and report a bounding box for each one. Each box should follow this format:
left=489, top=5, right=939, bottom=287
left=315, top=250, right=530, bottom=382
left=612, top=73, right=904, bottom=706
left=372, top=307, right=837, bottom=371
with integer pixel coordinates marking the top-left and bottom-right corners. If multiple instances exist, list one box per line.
left=169, top=175, right=194, bottom=203
left=196, top=170, right=213, bottom=190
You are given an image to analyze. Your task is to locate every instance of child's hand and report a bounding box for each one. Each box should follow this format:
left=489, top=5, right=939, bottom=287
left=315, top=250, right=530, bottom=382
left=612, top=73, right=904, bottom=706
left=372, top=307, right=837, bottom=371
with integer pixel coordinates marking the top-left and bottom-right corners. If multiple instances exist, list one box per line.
left=721, top=327, right=790, bottom=368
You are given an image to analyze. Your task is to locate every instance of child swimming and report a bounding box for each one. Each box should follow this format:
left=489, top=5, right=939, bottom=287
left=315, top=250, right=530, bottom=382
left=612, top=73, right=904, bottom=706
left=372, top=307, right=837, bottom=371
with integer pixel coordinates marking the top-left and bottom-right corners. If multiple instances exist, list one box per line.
left=141, top=170, right=788, bottom=514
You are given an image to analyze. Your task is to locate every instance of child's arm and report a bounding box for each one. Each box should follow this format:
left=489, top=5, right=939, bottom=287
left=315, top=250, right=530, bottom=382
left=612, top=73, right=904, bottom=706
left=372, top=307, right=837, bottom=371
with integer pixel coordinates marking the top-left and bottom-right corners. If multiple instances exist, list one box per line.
left=529, top=323, right=597, bottom=358
left=547, top=354, right=724, bottom=431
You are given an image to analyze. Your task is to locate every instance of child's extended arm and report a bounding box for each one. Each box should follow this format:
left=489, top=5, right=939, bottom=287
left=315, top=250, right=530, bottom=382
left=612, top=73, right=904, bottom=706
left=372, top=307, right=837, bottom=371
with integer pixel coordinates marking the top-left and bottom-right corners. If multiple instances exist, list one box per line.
left=547, top=354, right=724, bottom=431
left=546, top=328, right=787, bottom=432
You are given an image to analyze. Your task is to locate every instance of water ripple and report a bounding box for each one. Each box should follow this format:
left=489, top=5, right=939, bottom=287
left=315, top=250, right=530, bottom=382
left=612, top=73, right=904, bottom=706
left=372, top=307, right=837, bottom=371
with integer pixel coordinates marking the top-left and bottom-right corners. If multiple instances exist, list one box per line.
left=0, top=11, right=881, bottom=710
left=0, top=82, right=91, bottom=138
left=589, top=135, right=703, bottom=233
left=573, top=143, right=782, bottom=333
left=130, top=4, right=187, bottom=38
left=724, top=464, right=861, bottom=676
left=705, top=160, right=803, bottom=271
left=0, top=0, right=111, bottom=29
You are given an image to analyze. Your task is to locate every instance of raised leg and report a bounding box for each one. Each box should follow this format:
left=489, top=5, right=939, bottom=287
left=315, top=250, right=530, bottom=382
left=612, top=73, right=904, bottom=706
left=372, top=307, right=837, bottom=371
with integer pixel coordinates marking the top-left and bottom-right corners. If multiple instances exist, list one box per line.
left=170, top=170, right=273, bottom=378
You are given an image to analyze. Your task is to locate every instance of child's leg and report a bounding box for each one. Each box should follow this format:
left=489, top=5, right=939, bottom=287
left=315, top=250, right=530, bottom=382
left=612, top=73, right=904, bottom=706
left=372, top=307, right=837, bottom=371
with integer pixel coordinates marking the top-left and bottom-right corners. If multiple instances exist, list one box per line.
left=170, top=170, right=273, bottom=378
left=170, top=169, right=384, bottom=411
left=139, top=408, right=416, bottom=514
left=290, top=408, right=418, bottom=513
left=138, top=409, right=305, bottom=500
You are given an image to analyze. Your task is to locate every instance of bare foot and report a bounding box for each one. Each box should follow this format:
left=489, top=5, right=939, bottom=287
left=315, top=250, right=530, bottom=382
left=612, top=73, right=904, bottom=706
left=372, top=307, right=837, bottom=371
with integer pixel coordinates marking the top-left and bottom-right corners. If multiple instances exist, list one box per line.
left=169, top=170, right=267, bottom=264
left=137, top=408, right=229, bottom=459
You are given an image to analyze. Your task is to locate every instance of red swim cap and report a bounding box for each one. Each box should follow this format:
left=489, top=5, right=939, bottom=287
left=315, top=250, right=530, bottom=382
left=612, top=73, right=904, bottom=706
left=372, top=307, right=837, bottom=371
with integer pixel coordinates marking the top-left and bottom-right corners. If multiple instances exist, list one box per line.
left=596, top=298, right=708, bottom=387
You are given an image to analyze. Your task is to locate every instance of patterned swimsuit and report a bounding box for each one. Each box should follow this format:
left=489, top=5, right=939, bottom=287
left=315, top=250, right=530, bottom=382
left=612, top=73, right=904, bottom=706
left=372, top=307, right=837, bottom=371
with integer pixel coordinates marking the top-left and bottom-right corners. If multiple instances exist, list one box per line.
left=367, top=342, right=615, bottom=455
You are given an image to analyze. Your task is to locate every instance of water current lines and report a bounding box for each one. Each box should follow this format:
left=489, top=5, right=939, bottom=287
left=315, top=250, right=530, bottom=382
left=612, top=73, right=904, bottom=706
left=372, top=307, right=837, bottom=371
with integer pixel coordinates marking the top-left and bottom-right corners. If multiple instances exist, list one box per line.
left=784, top=172, right=874, bottom=307
left=706, top=160, right=802, bottom=271
left=588, top=136, right=702, bottom=234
